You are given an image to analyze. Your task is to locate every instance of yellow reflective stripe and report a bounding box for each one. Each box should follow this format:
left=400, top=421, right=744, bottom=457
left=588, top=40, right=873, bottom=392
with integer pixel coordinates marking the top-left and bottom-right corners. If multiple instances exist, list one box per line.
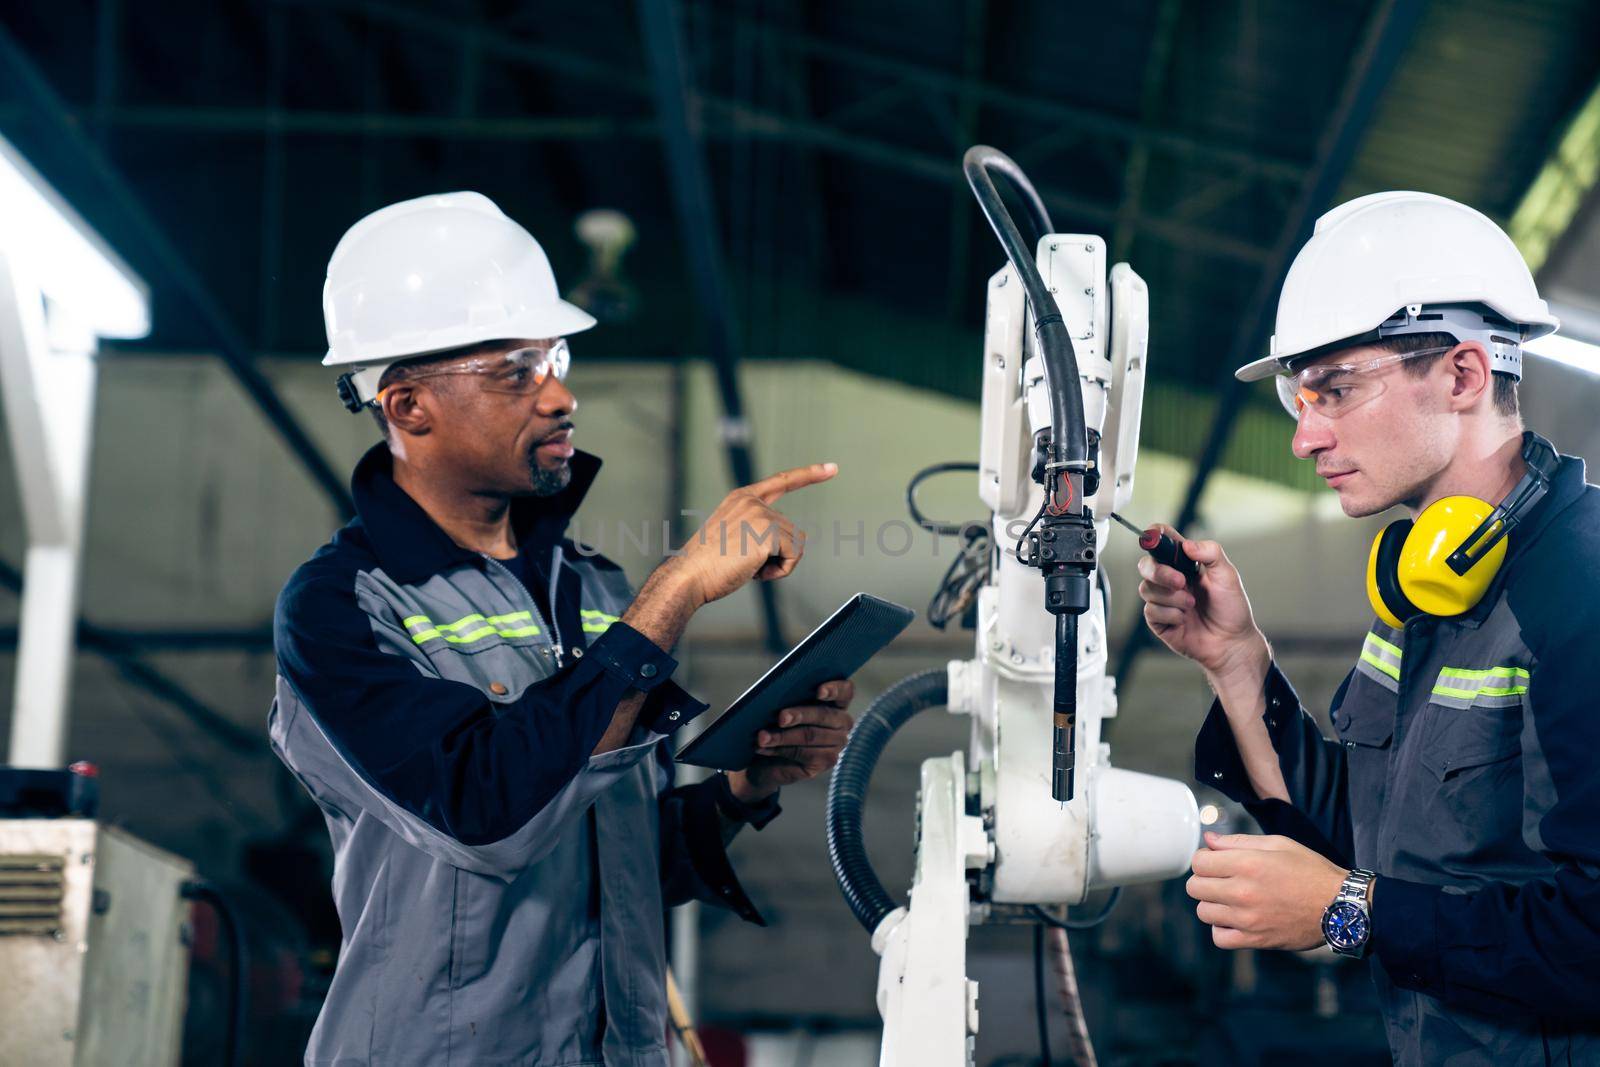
left=1437, top=666, right=1529, bottom=682
left=1359, top=648, right=1400, bottom=681
left=1432, top=665, right=1530, bottom=700
left=1365, top=632, right=1402, bottom=660
left=435, top=614, right=486, bottom=632
left=492, top=625, right=542, bottom=639
left=404, top=611, right=534, bottom=628
left=1433, top=683, right=1529, bottom=698
left=580, top=608, right=620, bottom=635
left=406, top=609, right=542, bottom=645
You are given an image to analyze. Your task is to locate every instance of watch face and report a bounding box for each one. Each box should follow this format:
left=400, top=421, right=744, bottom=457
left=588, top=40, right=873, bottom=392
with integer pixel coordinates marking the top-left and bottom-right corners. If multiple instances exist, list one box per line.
left=1322, top=900, right=1369, bottom=950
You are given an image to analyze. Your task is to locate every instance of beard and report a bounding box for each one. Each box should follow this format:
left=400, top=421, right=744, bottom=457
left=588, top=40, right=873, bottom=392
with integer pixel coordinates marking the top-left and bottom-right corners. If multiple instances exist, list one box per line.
left=527, top=453, right=573, bottom=496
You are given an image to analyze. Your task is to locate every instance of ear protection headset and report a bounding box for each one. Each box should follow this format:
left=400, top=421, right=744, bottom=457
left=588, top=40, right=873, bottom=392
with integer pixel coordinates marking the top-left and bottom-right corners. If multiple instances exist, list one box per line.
left=1366, top=432, right=1560, bottom=629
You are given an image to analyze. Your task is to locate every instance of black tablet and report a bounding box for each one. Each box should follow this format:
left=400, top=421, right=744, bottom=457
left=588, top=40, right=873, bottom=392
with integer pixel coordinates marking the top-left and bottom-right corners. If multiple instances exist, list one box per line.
left=674, top=593, right=916, bottom=770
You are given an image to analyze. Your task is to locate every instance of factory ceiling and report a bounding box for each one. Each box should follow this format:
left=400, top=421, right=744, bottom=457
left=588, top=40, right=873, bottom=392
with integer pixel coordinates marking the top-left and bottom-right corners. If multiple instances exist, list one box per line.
left=2, top=0, right=1597, bottom=481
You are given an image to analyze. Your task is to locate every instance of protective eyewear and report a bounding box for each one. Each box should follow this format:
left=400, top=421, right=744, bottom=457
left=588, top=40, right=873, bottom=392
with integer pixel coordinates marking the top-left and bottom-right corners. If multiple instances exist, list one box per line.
left=1275, top=345, right=1453, bottom=420
left=379, top=340, right=571, bottom=402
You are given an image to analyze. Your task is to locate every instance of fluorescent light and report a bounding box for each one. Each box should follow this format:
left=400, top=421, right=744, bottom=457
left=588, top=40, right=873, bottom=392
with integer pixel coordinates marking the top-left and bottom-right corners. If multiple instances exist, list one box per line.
left=0, top=133, right=149, bottom=340
left=1525, top=333, right=1600, bottom=375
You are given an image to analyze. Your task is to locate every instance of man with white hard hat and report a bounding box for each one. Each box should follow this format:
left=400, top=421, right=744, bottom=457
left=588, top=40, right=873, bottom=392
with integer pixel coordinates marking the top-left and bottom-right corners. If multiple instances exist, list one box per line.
left=271, top=192, right=853, bottom=1065
left=1137, top=191, right=1600, bottom=1062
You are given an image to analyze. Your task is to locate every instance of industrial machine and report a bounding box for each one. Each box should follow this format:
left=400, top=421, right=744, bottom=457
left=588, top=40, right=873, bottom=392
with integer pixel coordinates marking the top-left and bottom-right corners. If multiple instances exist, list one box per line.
left=827, top=146, right=1201, bottom=1064
left=0, top=134, right=247, bottom=1067
left=0, top=767, right=198, bottom=1067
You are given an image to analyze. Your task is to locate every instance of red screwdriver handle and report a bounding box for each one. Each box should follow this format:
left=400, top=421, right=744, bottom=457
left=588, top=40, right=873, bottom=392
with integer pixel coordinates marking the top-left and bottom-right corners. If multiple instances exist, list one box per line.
left=1142, top=528, right=1200, bottom=585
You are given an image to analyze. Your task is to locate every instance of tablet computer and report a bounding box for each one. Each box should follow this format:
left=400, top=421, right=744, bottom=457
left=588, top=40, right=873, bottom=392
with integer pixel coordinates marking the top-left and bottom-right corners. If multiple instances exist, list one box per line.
left=674, top=593, right=916, bottom=770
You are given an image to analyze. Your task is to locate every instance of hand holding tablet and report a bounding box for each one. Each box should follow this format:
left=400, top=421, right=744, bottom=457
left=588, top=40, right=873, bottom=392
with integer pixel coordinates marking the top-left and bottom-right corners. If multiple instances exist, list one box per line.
left=675, top=594, right=916, bottom=771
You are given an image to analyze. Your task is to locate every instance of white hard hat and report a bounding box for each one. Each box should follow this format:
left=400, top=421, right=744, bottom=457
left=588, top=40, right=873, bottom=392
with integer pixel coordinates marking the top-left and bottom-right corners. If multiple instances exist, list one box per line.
left=322, top=191, right=596, bottom=409
left=1236, top=191, right=1559, bottom=382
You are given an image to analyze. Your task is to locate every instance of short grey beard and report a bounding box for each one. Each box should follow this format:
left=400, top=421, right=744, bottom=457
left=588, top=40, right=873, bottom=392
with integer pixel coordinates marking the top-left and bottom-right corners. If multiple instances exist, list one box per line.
left=529, top=461, right=572, bottom=497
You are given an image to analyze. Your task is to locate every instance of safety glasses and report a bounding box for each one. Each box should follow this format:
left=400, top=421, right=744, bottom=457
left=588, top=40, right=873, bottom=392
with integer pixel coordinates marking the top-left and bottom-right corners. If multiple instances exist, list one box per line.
left=1275, top=345, right=1453, bottom=420
left=379, top=340, right=571, bottom=403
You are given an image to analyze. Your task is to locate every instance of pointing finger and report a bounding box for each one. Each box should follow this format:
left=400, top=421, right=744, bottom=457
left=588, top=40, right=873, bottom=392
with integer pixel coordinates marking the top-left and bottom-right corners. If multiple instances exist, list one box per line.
left=748, top=463, right=838, bottom=504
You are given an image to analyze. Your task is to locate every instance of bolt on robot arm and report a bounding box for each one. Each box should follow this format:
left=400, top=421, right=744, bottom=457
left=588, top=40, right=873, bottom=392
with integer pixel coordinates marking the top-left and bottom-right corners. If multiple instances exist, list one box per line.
left=826, top=147, right=1200, bottom=1065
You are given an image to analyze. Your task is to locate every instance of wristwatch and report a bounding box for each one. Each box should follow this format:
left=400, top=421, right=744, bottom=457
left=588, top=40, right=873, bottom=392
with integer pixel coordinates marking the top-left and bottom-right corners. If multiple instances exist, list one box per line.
left=1322, top=868, right=1375, bottom=958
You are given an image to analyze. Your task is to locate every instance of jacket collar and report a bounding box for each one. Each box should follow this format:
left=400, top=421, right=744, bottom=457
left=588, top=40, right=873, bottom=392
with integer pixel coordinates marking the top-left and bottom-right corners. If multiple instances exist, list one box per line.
left=350, top=443, right=603, bottom=584
left=1460, top=431, right=1585, bottom=626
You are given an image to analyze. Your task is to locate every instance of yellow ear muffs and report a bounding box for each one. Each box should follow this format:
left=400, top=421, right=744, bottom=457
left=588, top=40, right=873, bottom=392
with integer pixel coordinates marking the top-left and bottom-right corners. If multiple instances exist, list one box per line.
left=1366, top=495, right=1510, bottom=628
left=1367, top=520, right=1418, bottom=629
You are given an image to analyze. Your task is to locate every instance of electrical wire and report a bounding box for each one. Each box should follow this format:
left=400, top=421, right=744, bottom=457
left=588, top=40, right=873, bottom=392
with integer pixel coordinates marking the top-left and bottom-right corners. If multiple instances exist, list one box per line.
left=1028, top=887, right=1123, bottom=931
left=1034, top=924, right=1054, bottom=1067
left=906, top=461, right=981, bottom=536
left=1047, top=927, right=1100, bottom=1067
left=928, top=526, right=991, bottom=629
left=181, top=880, right=248, bottom=1067
left=905, top=461, right=992, bottom=629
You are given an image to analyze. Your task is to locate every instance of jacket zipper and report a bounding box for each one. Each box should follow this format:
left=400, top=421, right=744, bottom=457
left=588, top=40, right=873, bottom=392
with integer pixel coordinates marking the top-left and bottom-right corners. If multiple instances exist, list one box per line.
left=480, top=553, right=564, bottom=661
left=548, top=544, right=566, bottom=654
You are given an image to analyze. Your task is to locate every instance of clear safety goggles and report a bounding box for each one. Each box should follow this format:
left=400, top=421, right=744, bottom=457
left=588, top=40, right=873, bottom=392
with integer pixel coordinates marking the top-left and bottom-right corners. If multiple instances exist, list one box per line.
left=1275, top=345, right=1453, bottom=420
left=379, top=340, right=571, bottom=402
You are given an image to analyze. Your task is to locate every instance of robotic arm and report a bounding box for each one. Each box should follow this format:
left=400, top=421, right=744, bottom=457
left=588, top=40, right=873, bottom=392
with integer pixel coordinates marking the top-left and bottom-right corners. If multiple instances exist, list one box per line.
left=826, top=147, right=1199, bottom=1065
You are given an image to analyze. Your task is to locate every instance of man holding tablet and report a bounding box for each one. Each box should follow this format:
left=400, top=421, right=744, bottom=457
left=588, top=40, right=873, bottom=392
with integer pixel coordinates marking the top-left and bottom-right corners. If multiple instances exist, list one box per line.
left=271, top=192, right=853, bottom=1066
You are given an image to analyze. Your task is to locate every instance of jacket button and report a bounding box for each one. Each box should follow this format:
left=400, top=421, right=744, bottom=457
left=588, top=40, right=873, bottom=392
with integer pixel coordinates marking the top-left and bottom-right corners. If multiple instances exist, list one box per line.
left=668, top=710, right=681, bottom=722
left=1212, top=771, right=1224, bottom=781
left=639, top=663, right=658, bottom=679
left=489, top=682, right=508, bottom=696
left=571, top=647, right=584, bottom=659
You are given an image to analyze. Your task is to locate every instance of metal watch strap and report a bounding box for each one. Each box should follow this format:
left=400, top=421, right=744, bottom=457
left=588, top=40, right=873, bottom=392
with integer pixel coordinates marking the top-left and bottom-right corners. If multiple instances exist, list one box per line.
left=1339, top=868, right=1375, bottom=905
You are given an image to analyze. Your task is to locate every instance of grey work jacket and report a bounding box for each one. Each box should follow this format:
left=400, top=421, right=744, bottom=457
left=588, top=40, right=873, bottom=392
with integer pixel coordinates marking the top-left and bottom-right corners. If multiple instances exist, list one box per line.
left=1198, top=446, right=1600, bottom=1065
left=271, top=445, right=774, bottom=1066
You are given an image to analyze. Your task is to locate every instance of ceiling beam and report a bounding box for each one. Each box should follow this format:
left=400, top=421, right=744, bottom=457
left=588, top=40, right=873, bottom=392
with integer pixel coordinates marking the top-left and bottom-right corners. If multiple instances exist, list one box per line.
left=276, top=0, right=1274, bottom=264
left=941, top=0, right=990, bottom=322
left=0, top=25, right=355, bottom=519
left=710, top=8, right=1307, bottom=185
left=637, top=0, right=786, bottom=654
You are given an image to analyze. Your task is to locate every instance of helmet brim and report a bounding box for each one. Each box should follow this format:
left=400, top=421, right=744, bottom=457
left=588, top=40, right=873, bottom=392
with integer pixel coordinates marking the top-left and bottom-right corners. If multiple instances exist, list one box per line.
left=323, top=298, right=598, bottom=367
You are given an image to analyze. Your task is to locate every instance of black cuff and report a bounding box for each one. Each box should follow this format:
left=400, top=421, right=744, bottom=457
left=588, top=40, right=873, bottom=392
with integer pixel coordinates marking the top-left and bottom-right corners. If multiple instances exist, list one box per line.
left=711, top=771, right=782, bottom=830
left=1193, top=661, right=1302, bottom=803
left=640, top=679, right=712, bottom=734
left=1370, top=876, right=1443, bottom=996
left=683, top=778, right=768, bottom=925
left=585, top=621, right=680, bottom=692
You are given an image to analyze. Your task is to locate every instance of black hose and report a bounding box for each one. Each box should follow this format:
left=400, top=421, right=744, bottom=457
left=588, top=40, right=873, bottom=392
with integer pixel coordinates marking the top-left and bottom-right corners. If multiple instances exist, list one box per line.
left=1029, top=887, right=1123, bottom=931
left=961, top=145, right=1087, bottom=469
left=1034, top=924, right=1055, bottom=1067
left=826, top=668, right=949, bottom=933
left=182, top=880, right=248, bottom=1067
left=907, top=461, right=981, bottom=536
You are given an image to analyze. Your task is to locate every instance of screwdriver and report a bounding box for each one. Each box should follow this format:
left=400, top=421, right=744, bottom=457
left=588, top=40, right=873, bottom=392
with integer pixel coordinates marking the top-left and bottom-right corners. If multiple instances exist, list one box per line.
left=1111, top=512, right=1201, bottom=586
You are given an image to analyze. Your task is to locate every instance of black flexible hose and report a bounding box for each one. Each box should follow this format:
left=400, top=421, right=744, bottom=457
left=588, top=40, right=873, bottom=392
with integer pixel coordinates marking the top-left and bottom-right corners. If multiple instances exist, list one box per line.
left=826, top=668, right=949, bottom=933
left=1034, top=924, right=1055, bottom=1067
left=182, top=880, right=248, bottom=1067
left=961, top=145, right=1087, bottom=469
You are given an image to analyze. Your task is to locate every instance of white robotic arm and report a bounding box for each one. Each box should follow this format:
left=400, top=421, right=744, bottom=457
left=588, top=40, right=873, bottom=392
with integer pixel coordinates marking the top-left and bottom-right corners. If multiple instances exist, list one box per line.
left=826, top=148, right=1199, bottom=1066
